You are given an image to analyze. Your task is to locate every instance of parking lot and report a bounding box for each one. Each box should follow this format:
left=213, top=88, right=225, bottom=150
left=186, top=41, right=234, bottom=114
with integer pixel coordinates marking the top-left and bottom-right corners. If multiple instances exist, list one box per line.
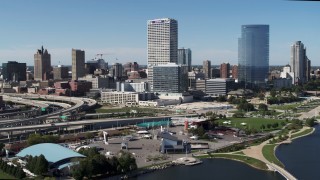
left=71, top=125, right=242, bottom=168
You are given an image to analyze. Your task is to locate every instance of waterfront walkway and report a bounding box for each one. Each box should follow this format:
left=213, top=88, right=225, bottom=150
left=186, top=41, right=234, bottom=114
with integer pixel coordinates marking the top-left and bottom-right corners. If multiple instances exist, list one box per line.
left=242, top=128, right=308, bottom=180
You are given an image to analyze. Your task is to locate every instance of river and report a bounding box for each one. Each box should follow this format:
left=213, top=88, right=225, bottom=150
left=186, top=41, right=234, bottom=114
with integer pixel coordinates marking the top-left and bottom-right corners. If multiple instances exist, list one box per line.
left=276, top=124, right=320, bottom=180
left=131, top=159, right=284, bottom=180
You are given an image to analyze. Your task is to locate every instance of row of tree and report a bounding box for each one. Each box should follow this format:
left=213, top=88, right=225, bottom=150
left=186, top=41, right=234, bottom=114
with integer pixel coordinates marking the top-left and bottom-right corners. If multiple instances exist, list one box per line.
left=25, top=154, right=49, bottom=175
left=72, top=148, right=137, bottom=180
left=0, top=159, right=26, bottom=179
left=27, top=134, right=60, bottom=146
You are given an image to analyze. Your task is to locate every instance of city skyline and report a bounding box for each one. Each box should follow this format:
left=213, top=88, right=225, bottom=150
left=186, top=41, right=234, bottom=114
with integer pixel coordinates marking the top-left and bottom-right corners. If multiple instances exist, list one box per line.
left=0, top=0, right=319, bottom=66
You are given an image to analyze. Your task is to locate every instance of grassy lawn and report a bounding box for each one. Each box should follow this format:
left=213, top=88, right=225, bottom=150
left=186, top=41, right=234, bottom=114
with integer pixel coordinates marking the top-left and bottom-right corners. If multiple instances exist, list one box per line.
left=198, top=154, right=268, bottom=170
left=262, top=144, right=284, bottom=167
left=291, top=127, right=314, bottom=139
left=0, top=170, right=16, bottom=180
left=232, top=151, right=245, bottom=155
left=250, top=111, right=282, bottom=116
left=216, top=117, right=286, bottom=131
left=270, top=103, right=301, bottom=110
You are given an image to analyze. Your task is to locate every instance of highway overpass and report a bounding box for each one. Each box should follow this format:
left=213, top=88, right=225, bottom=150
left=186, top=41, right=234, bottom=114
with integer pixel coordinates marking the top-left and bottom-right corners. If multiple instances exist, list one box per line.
left=0, top=115, right=183, bottom=133
left=0, top=93, right=97, bottom=127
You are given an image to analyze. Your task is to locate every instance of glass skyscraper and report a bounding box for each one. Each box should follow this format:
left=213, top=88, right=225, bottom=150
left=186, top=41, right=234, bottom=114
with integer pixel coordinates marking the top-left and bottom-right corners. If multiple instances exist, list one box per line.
left=238, top=25, right=269, bottom=88
left=177, top=48, right=192, bottom=72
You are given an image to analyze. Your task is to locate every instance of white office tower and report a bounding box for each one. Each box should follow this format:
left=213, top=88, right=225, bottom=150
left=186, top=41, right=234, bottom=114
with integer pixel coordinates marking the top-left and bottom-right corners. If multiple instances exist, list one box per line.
left=147, top=18, right=178, bottom=91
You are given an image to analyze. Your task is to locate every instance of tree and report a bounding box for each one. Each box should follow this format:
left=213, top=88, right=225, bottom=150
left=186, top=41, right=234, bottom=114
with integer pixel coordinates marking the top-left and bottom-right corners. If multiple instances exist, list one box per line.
left=232, top=112, right=244, bottom=118
left=270, top=89, right=277, bottom=98
left=237, top=102, right=254, bottom=112
left=258, top=93, right=265, bottom=100
left=258, top=103, right=268, bottom=111
left=217, top=95, right=227, bottom=102
left=266, top=124, right=272, bottom=129
left=117, top=151, right=137, bottom=173
left=16, top=168, right=26, bottom=179
left=85, top=132, right=95, bottom=140
left=305, top=118, right=316, bottom=127
left=35, top=154, right=49, bottom=175
left=272, top=123, right=279, bottom=129
left=260, top=124, right=266, bottom=130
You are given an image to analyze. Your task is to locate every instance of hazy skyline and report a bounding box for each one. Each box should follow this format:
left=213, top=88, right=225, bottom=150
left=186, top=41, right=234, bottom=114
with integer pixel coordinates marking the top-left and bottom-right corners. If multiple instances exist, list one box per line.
left=0, top=0, right=319, bottom=66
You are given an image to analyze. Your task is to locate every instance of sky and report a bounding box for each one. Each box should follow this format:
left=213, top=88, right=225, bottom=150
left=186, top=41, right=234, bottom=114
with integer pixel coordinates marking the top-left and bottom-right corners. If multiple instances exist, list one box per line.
left=0, top=0, right=319, bottom=66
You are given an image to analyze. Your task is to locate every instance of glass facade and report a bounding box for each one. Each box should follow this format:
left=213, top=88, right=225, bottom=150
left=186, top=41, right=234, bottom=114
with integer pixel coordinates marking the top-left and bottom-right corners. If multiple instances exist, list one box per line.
left=153, top=64, right=188, bottom=93
left=177, top=48, right=192, bottom=72
left=2, top=61, right=26, bottom=82
left=238, top=25, right=269, bottom=88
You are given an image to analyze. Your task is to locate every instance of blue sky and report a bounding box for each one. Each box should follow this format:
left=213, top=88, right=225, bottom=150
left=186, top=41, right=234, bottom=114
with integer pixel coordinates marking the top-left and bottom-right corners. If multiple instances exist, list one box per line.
left=0, top=0, right=319, bottom=66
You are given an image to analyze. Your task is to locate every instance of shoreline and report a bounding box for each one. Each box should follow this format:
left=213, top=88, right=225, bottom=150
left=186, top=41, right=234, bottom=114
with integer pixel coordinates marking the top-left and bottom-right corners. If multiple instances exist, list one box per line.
left=124, top=126, right=316, bottom=179
left=272, top=126, right=315, bottom=165
left=197, top=155, right=269, bottom=171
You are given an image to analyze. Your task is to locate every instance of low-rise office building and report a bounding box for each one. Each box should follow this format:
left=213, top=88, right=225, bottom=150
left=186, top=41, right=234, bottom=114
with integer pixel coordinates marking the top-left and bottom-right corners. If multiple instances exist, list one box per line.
left=195, top=78, right=235, bottom=97
left=79, top=75, right=110, bottom=89
left=100, top=91, right=139, bottom=105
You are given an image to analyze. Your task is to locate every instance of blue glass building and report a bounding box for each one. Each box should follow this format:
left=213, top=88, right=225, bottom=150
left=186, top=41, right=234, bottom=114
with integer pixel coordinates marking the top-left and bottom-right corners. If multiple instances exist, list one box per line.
left=238, top=25, right=269, bottom=88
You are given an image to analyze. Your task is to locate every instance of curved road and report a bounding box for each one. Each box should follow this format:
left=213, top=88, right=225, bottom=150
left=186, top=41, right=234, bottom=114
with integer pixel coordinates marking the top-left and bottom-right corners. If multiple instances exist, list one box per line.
left=0, top=93, right=96, bottom=127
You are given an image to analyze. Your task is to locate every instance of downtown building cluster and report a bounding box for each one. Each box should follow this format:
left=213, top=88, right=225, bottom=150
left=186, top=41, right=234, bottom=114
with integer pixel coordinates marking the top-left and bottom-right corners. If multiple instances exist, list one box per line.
left=0, top=17, right=314, bottom=106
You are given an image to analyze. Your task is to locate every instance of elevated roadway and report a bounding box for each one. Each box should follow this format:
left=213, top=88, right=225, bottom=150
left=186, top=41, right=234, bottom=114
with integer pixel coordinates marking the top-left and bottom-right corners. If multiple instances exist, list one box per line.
left=0, top=115, right=176, bottom=133
left=0, top=94, right=97, bottom=127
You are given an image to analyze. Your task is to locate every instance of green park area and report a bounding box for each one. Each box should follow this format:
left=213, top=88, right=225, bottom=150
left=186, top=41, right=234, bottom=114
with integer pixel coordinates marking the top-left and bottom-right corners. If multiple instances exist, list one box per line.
left=270, top=103, right=301, bottom=111
left=262, top=144, right=284, bottom=167
left=198, top=154, right=268, bottom=170
left=291, top=127, right=314, bottom=139
left=0, top=170, right=16, bottom=180
left=216, top=117, right=287, bottom=131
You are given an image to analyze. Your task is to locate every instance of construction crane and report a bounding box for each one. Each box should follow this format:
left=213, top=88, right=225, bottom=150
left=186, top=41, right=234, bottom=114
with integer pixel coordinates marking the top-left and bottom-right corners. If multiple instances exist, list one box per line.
left=96, top=53, right=112, bottom=59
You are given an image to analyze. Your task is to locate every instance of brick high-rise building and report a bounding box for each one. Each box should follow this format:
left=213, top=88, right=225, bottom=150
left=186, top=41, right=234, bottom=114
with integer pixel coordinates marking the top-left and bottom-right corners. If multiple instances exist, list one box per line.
left=203, top=60, right=211, bottom=79
left=72, top=49, right=85, bottom=80
left=232, top=65, right=238, bottom=79
left=220, top=63, right=230, bottom=78
left=34, top=46, right=51, bottom=81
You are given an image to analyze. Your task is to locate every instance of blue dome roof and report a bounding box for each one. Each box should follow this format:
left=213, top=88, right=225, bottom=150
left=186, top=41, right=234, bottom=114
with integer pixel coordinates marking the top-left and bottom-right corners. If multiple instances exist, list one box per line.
left=16, top=143, right=85, bottom=164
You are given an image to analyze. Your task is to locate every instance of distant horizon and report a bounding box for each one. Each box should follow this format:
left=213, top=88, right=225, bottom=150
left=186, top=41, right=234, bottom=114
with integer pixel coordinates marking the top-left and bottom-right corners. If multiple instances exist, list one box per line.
left=0, top=0, right=319, bottom=65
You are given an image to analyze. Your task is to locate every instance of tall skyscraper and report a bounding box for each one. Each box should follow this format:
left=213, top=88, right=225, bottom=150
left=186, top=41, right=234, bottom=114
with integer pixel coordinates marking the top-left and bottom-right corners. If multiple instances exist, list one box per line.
left=34, top=46, right=51, bottom=81
left=2, top=61, right=26, bottom=82
left=203, top=60, right=211, bottom=79
left=238, top=25, right=269, bottom=88
left=147, top=18, right=178, bottom=91
left=220, top=62, right=230, bottom=78
left=112, top=63, right=123, bottom=80
left=290, top=41, right=311, bottom=84
left=178, top=48, right=192, bottom=71
left=72, top=49, right=85, bottom=80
